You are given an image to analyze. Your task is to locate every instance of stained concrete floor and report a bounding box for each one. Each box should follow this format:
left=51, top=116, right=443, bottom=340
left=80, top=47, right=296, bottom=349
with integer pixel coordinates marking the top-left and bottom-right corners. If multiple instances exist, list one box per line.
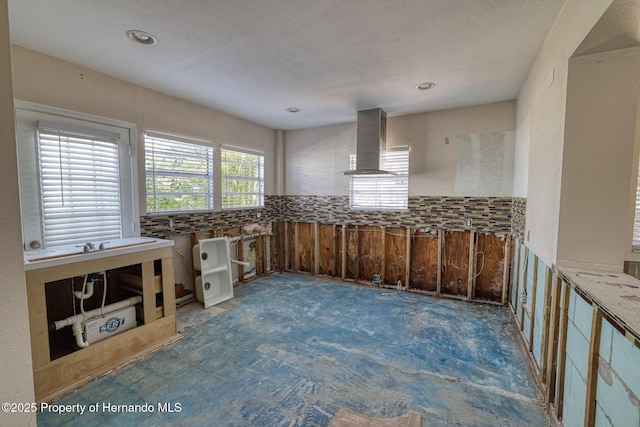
left=38, top=273, right=549, bottom=426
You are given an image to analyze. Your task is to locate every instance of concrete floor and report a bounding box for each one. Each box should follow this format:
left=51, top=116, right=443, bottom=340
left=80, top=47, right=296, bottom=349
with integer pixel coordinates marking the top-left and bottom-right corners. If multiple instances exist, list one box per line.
left=38, top=273, right=549, bottom=426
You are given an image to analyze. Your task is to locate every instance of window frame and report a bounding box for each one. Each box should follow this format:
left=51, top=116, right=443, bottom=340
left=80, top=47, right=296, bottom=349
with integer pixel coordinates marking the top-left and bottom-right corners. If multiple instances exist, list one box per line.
left=220, top=145, right=265, bottom=210
left=15, top=102, right=138, bottom=251
left=144, top=132, right=214, bottom=214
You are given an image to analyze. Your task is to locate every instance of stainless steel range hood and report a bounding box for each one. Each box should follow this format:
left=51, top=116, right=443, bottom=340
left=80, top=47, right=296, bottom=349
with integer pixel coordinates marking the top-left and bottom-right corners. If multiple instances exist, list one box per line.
left=342, top=108, right=394, bottom=175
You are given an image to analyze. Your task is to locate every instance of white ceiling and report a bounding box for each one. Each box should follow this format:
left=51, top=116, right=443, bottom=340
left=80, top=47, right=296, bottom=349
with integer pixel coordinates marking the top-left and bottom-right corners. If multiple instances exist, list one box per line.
left=8, top=0, right=566, bottom=130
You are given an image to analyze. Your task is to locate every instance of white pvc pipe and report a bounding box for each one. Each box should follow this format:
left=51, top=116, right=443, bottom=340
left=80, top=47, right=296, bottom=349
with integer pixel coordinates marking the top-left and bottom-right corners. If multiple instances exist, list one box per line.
left=231, top=258, right=251, bottom=268
left=52, top=296, right=142, bottom=331
left=74, top=280, right=94, bottom=300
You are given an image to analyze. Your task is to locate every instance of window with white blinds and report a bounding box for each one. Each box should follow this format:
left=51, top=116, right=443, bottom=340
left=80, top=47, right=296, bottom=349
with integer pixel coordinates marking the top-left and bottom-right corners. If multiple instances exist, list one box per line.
left=15, top=107, right=136, bottom=251
left=349, top=146, right=409, bottom=210
left=145, top=133, right=213, bottom=213
left=37, top=127, right=123, bottom=246
left=221, top=146, right=264, bottom=209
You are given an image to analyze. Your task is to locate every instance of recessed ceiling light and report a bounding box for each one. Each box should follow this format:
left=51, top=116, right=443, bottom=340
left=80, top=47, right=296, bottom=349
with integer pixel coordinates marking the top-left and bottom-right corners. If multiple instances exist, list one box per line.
left=287, top=107, right=301, bottom=113
left=416, top=82, right=436, bottom=90
left=126, top=30, right=157, bottom=45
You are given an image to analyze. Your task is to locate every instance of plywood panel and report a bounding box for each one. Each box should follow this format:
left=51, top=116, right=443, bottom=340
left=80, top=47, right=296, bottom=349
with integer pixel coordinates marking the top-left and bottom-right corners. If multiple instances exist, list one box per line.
left=441, top=231, right=470, bottom=296
left=474, top=234, right=506, bottom=302
left=383, top=227, right=407, bottom=286
left=297, top=222, right=314, bottom=273
left=286, top=222, right=295, bottom=271
left=358, top=226, right=383, bottom=283
left=409, top=231, right=439, bottom=291
left=318, top=224, right=335, bottom=276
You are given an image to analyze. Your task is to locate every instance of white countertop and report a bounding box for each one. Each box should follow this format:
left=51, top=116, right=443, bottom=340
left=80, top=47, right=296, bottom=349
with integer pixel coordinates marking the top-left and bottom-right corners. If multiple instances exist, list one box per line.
left=556, top=266, right=640, bottom=341
left=24, top=237, right=174, bottom=271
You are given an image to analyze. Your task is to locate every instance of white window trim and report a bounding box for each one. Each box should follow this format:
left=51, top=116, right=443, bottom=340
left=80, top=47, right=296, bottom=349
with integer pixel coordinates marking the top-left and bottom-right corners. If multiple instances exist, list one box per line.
left=14, top=101, right=139, bottom=250
left=144, top=131, right=214, bottom=215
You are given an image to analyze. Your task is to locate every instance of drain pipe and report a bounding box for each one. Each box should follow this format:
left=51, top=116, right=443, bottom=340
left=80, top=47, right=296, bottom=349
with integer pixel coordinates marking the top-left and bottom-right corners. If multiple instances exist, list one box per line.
left=50, top=296, right=142, bottom=348
left=73, top=274, right=94, bottom=300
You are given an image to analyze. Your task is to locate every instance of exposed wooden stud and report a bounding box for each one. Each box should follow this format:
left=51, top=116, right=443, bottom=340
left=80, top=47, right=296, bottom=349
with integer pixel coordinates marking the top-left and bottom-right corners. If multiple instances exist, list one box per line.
left=237, top=233, right=245, bottom=281
left=528, top=255, right=538, bottom=352
left=545, top=273, right=563, bottom=408
left=555, top=280, right=571, bottom=418
left=511, top=240, right=521, bottom=312
left=467, top=231, right=476, bottom=300
left=294, top=222, right=299, bottom=272
left=584, top=305, right=602, bottom=427
left=540, top=266, right=552, bottom=384
left=405, top=228, right=412, bottom=288
left=381, top=227, right=387, bottom=284
left=501, top=236, right=512, bottom=304
left=284, top=222, right=290, bottom=271
left=519, top=246, right=529, bottom=331
left=354, top=225, right=359, bottom=282
left=341, top=224, right=347, bottom=280
left=332, top=224, right=338, bottom=277
left=314, top=222, right=320, bottom=275
left=437, top=229, right=443, bottom=296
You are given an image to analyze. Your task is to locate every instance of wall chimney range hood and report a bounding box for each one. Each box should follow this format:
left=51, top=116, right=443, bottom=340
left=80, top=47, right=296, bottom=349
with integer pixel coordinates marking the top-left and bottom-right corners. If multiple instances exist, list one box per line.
left=342, top=108, right=394, bottom=175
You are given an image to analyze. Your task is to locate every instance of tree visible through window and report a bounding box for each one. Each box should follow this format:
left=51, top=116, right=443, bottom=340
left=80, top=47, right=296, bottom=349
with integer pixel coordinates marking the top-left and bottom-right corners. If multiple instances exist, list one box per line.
left=145, top=132, right=213, bottom=213
left=221, top=147, right=264, bottom=209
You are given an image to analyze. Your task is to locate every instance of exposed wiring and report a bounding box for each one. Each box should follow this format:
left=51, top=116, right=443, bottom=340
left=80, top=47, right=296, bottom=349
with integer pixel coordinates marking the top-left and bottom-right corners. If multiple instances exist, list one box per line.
left=474, top=251, right=485, bottom=278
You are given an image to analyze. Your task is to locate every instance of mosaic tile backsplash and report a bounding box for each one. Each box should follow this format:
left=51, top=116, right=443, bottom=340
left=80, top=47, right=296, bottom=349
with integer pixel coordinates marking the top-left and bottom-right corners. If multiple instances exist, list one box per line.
left=141, top=195, right=523, bottom=237
left=511, top=197, right=527, bottom=241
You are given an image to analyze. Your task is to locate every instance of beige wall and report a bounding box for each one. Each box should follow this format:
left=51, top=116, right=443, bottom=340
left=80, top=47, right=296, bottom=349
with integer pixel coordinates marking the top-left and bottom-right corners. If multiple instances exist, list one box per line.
left=285, top=101, right=516, bottom=196
left=10, top=45, right=277, bottom=213
left=515, top=0, right=613, bottom=267
left=557, top=47, right=640, bottom=271
left=0, top=1, right=36, bottom=425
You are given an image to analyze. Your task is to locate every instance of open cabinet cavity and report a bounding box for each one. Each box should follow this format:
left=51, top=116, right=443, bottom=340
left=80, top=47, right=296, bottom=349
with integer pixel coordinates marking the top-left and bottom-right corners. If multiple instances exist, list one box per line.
left=25, top=239, right=177, bottom=401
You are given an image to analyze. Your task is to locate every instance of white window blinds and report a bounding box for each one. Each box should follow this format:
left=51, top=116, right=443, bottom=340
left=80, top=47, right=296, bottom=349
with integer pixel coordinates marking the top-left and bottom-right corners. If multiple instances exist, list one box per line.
left=221, top=146, right=264, bottom=209
left=37, top=126, right=123, bottom=247
left=349, top=146, right=409, bottom=210
left=145, top=132, right=214, bottom=213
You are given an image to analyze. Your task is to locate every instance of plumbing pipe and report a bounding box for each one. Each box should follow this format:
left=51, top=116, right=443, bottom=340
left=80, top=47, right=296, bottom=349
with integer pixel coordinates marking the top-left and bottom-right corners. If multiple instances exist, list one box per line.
left=72, top=321, right=89, bottom=348
left=74, top=277, right=94, bottom=300
left=50, top=296, right=142, bottom=332
left=231, top=258, right=251, bottom=268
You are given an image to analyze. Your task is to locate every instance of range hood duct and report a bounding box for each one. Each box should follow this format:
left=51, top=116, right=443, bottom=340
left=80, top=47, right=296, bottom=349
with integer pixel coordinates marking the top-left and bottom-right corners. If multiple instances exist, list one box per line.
left=342, top=108, right=394, bottom=175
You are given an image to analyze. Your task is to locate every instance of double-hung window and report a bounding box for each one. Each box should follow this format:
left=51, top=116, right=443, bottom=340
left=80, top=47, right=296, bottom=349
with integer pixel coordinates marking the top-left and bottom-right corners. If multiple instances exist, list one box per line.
left=15, top=107, right=135, bottom=250
left=145, top=132, right=213, bottom=213
left=349, top=146, right=409, bottom=210
left=221, top=146, right=264, bottom=209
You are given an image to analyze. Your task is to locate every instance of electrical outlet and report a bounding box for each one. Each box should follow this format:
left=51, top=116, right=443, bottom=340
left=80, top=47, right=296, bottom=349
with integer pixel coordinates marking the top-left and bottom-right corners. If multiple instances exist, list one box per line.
left=465, top=218, right=473, bottom=227
left=256, top=212, right=262, bottom=218
left=169, top=219, right=175, bottom=231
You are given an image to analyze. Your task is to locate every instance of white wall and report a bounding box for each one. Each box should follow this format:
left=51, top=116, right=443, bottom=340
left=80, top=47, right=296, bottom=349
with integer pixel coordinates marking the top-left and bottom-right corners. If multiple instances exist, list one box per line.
left=515, top=0, right=613, bottom=267
left=285, top=101, right=516, bottom=196
left=0, top=1, right=36, bottom=425
left=557, top=47, right=640, bottom=271
left=10, top=45, right=277, bottom=213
